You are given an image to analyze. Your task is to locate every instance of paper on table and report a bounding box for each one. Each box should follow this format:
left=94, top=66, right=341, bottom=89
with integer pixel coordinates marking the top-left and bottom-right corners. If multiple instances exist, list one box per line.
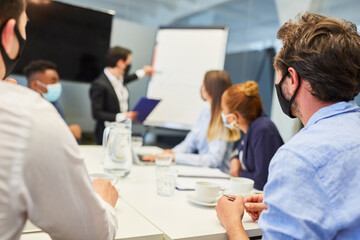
left=176, top=167, right=231, bottom=190
left=177, top=167, right=231, bottom=179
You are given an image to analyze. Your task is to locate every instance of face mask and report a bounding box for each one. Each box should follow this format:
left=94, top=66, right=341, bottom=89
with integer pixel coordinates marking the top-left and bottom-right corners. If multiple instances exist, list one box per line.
left=221, top=113, right=237, bottom=129
left=125, top=64, right=131, bottom=76
left=275, top=71, right=301, bottom=118
left=43, top=83, right=62, bottom=102
left=0, top=21, right=26, bottom=79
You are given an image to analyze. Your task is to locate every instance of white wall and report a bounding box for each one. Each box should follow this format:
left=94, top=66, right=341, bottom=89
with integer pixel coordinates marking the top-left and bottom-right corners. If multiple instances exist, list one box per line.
left=110, top=18, right=157, bottom=109
left=270, top=0, right=314, bottom=142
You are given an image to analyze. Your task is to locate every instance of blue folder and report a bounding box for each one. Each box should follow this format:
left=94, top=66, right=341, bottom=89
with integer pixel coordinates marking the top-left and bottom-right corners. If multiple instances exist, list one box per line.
left=132, top=97, right=161, bottom=123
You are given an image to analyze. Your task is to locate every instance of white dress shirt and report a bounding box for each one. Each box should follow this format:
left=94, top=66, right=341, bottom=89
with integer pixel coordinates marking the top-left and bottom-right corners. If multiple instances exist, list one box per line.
left=104, top=68, right=145, bottom=122
left=0, top=82, right=117, bottom=240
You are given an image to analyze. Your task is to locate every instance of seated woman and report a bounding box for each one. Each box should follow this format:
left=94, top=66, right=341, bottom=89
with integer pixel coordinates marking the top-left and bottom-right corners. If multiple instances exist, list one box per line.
left=221, top=81, right=283, bottom=190
left=142, top=70, right=239, bottom=172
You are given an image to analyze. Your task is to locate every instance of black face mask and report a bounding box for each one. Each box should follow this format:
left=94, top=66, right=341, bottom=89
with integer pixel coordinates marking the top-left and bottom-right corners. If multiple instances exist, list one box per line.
left=275, top=70, right=301, bottom=118
left=0, top=21, right=26, bottom=79
left=125, top=64, right=131, bottom=76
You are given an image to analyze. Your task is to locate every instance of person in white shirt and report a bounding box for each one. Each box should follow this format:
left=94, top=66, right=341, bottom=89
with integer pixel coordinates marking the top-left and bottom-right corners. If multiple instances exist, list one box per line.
left=90, top=46, right=153, bottom=144
left=0, top=1, right=118, bottom=239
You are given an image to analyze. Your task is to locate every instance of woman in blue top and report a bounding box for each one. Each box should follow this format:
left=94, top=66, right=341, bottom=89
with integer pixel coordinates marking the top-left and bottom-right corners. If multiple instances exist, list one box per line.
left=143, top=70, right=239, bottom=172
left=221, top=81, right=283, bottom=190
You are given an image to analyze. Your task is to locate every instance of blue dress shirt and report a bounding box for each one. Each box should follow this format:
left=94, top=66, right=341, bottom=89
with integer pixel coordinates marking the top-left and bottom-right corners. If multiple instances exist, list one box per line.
left=260, top=101, right=360, bottom=239
left=173, top=105, right=234, bottom=173
left=52, top=100, right=67, bottom=123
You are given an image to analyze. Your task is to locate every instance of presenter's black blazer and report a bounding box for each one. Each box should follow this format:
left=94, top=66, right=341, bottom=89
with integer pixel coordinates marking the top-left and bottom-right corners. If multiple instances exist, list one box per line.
left=89, top=72, right=138, bottom=144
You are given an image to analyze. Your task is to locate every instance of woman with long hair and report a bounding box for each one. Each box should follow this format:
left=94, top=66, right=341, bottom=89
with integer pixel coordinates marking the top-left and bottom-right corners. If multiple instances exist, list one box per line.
left=221, top=81, right=283, bottom=190
left=143, top=70, right=239, bottom=172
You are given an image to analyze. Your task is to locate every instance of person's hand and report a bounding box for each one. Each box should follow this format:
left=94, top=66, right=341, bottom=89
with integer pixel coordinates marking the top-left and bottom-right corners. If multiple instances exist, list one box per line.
left=92, top=178, right=118, bottom=208
left=142, top=154, right=156, bottom=162
left=69, top=124, right=82, bottom=140
left=142, top=150, right=175, bottom=162
left=125, top=111, right=138, bottom=121
left=229, top=158, right=241, bottom=177
left=244, top=193, right=268, bottom=221
left=4, top=78, right=17, bottom=84
left=216, top=195, right=248, bottom=239
left=143, top=65, right=154, bottom=75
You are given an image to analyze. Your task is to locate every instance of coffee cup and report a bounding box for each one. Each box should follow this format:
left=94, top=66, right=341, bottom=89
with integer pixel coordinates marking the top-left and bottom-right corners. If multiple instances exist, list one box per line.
left=195, top=181, right=223, bottom=203
left=229, top=177, right=254, bottom=196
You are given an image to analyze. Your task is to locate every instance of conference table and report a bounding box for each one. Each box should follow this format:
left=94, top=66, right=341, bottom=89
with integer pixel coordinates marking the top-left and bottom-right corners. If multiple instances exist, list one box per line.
left=21, top=145, right=262, bottom=240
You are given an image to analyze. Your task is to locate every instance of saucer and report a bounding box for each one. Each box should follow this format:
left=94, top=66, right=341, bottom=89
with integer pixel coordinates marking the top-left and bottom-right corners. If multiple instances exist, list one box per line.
left=89, top=173, right=117, bottom=185
left=187, top=193, right=217, bottom=207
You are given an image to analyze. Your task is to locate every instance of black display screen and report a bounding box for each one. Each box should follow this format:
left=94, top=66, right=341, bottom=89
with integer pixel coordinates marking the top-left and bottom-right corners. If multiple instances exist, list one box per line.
left=14, top=0, right=113, bottom=82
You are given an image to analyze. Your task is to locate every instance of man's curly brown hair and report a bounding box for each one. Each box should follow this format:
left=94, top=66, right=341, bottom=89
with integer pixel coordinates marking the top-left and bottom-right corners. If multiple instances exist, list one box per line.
left=0, top=0, right=25, bottom=27
left=274, top=12, right=360, bottom=102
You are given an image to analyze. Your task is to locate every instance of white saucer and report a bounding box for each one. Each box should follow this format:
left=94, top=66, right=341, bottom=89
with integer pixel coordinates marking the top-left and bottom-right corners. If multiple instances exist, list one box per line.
left=89, top=173, right=117, bottom=185
left=187, top=193, right=217, bottom=207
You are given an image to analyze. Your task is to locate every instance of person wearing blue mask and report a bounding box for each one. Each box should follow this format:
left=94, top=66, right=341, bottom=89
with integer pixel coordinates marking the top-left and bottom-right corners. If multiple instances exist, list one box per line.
left=221, top=81, right=283, bottom=190
left=24, top=60, right=82, bottom=140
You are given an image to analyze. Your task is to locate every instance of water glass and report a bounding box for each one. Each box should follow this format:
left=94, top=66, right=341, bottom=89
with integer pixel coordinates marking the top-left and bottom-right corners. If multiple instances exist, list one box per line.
left=131, top=136, right=143, bottom=153
left=157, top=167, right=177, bottom=197
left=156, top=153, right=176, bottom=196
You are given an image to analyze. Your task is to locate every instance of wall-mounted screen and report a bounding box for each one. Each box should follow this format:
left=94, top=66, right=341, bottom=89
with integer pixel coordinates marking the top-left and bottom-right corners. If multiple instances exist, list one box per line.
left=13, top=0, right=113, bottom=82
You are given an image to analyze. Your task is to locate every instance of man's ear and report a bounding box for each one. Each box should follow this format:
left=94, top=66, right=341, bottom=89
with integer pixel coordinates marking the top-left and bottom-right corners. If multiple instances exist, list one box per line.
left=287, top=67, right=301, bottom=95
left=1, top=19, right=16, bottom=55
left=29, top=80, right=36, bottom=90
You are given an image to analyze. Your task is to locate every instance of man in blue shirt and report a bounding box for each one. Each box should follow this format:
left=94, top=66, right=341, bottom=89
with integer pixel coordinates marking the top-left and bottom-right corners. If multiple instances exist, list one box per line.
left=216, top=13, right=360, bottom=239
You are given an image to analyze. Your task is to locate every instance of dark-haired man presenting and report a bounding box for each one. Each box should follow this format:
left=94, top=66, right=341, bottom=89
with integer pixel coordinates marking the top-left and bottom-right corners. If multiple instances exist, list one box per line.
left=216, top=13, right=360, bottom=239
left=0, top=0, right=118, bottom=239
left=90, top=46, right=153, bottom=144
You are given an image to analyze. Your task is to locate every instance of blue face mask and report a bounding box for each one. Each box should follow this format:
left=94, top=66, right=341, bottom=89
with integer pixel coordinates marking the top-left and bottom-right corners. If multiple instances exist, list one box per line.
left=221, top=113, right=237, bottom=129
left=43, top=83, right=62, bottom=102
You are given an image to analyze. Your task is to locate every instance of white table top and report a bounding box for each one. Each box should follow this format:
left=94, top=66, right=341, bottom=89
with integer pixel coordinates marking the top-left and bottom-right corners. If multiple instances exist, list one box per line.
left=21, top=145, right=261, bottom=240
left=81, top=145, right=261, bottom=240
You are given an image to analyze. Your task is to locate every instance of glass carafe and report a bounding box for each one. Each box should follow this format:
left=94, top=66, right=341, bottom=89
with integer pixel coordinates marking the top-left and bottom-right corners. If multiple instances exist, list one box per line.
left=102, top=119, right=132, bottom=178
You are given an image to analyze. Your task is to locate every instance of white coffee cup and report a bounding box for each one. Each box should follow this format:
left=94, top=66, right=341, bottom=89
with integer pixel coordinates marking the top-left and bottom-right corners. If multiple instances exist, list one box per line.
left=195, top=181, right=223, bottom=203
left=229, top=177, right=254, bottom=196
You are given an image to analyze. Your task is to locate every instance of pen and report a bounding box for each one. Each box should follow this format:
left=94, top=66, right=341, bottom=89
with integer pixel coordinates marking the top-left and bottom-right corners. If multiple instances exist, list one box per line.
left=223, top=194, right=236, bottom=201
